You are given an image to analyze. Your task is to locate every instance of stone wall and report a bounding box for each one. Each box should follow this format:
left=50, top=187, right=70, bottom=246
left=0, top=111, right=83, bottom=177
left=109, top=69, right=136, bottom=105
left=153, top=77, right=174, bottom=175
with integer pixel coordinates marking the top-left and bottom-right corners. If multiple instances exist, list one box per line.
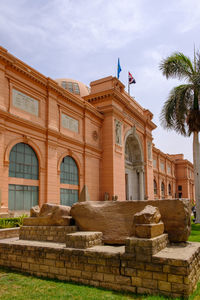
left=0, top=238, right=199, bottom=298
left=19, top=226, right=77, bottom=243
left=0, top=228, right=19, bottom=239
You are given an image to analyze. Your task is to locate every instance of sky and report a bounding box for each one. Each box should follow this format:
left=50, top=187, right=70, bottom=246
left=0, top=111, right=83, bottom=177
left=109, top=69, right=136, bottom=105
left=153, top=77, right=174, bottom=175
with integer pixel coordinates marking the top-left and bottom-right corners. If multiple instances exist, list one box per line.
left=1, top=0, right=200, bottom=163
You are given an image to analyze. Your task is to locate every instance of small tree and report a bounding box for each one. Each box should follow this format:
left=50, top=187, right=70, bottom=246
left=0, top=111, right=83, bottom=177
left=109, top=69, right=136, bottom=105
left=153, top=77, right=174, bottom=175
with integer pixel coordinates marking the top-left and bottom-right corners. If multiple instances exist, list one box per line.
left=160, top=50, right=200, bottom=222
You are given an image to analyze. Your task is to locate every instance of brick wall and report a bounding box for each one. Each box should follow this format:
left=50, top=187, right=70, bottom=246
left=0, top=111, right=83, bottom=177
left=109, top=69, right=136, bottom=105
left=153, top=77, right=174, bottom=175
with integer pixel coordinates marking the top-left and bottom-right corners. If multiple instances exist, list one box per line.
left=0, top=228, right=19, bottom=239
left=0, top=239, right=199, bottom=298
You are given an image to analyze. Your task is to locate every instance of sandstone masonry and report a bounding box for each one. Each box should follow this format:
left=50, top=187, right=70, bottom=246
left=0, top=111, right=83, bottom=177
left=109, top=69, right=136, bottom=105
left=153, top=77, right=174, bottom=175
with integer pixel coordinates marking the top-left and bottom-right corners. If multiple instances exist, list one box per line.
left=0, top=233, right=200, bottom=298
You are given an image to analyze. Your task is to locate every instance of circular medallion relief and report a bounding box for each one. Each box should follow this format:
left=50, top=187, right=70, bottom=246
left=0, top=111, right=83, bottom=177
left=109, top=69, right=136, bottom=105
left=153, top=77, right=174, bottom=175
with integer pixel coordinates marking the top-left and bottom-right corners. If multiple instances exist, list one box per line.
left=92, top=130, right=98, bottom=141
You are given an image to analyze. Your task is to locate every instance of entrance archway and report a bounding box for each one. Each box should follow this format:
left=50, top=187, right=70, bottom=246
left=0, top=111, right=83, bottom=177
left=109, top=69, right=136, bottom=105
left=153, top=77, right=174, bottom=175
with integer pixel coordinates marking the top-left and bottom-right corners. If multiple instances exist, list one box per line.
left=124, top=131, right=144, bottom=200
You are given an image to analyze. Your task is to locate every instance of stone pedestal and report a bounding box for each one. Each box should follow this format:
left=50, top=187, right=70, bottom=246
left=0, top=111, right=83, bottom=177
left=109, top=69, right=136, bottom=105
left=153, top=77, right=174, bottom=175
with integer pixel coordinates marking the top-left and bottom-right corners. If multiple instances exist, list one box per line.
left=125, top=234, right=169, bottom=262
left=66, top=231, right=103, bottom=249
left=134, top=222, right=164, bottom=238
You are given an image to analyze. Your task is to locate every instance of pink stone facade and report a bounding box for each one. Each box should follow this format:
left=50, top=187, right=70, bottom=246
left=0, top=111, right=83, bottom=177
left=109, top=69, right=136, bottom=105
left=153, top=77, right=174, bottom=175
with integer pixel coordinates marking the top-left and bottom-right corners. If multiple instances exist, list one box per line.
left=0, top=46, right=195, bottom=213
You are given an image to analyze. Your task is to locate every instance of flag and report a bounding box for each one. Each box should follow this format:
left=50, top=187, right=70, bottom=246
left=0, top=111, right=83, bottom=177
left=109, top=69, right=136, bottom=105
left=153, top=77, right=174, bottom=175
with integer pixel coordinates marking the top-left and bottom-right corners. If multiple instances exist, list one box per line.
left=117, top=58, right=122, bottom=79
left=128, top=71, right=136, bottom=84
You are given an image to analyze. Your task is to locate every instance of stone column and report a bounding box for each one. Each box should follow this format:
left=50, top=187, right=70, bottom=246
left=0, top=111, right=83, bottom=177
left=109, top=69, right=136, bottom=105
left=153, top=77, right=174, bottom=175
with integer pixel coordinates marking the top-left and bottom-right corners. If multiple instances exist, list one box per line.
left=137, top=166, right=144, bottom=200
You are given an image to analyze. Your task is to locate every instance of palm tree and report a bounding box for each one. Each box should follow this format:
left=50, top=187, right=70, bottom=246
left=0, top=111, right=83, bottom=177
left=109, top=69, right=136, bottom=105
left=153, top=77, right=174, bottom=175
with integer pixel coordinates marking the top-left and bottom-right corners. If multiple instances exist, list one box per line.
left=159, top=50, right=200, bottom=222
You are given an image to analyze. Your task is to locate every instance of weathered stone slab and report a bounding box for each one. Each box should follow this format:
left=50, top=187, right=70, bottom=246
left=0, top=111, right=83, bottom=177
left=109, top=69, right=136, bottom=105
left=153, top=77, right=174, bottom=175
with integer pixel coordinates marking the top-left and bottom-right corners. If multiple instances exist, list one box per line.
left=39, top=203, right=71, bottom=218
left=23, top=216, right=72, bottom=226
left=70, top=199, right=190, bottom=244
left=24, top=203, right=72, bottom=226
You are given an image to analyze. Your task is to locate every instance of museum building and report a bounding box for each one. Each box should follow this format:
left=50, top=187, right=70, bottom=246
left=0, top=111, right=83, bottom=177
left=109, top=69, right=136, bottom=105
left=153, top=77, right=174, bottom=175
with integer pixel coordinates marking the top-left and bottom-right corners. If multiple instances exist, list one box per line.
left=0, top=46, right=194, bottom=213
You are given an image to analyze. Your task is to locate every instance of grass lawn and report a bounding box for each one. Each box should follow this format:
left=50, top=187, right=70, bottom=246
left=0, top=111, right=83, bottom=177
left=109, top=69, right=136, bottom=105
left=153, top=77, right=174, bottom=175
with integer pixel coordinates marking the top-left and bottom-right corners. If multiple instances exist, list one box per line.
left=0, top=222, right=200, bottom=300
left=188, top=219, right=200, bottom=242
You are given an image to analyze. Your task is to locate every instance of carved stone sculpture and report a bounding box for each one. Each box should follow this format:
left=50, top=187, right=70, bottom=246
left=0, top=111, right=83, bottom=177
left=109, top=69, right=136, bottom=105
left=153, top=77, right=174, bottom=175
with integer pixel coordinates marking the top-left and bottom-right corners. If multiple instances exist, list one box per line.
left=70, top=199, right=190, bottom=244
left=23, top=203, right=72, bottom=226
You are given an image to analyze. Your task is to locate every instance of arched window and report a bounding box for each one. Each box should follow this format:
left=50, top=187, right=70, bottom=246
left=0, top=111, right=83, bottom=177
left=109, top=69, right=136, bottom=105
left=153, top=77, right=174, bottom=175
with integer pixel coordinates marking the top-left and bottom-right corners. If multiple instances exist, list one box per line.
left=9, top=143, right=38, bottom=179
left=60, top=156, right=79, bottom=206
left=154, top=180, right=157, bottom=195
left=168, top=183, right=172, bottom=195
left=8, top=143, right=39, bottom=210
left=161, top=182, right=165, bottom=198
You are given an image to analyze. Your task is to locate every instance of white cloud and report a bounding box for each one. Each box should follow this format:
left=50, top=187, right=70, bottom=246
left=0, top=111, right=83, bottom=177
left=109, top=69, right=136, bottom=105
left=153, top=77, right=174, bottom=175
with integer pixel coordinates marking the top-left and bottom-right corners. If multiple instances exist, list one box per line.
left=0, top=0, right=196, bottom=161
left=0, top=0, right=158, bottom=54
left=175, top=0, right=200, bottom=33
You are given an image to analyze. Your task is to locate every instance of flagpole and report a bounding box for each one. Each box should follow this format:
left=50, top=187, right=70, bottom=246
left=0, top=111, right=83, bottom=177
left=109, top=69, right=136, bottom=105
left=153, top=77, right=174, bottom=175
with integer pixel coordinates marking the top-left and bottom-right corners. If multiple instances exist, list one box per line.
left=128, top=71, right=130, bottom=95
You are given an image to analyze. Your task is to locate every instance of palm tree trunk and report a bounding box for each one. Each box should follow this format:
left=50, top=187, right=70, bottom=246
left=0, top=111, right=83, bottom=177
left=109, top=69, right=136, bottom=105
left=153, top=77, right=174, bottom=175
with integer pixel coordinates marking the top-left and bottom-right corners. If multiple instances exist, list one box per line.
left=193, top=131, right=200, bottom=223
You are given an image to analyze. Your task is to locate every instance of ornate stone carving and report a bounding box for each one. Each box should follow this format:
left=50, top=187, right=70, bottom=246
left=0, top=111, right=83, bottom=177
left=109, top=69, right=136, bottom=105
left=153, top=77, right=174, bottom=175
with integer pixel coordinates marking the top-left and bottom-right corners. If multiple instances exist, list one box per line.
left=115, top=119, right=122, bottom=145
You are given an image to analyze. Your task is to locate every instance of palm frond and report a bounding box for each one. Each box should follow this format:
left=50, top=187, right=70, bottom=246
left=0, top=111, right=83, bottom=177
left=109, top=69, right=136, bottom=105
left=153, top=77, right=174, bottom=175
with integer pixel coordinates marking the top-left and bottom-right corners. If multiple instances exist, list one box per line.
left=160, top=84, right=193, bottom=135
left=159, top=52, right=194, bottom=81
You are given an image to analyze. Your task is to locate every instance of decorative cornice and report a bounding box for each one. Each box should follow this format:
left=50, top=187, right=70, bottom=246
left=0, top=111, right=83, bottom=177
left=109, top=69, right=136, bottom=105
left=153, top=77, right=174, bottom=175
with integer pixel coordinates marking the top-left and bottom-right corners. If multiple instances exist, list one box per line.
left=0, top=47, right=103, bottom=121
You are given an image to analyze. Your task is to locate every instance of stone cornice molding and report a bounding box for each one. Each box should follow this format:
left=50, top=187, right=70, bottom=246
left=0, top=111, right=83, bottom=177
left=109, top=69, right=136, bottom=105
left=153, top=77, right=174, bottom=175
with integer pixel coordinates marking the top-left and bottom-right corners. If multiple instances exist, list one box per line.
left=86, top=89, right=156, bottom=131
left=0, top=47, right=103, bottom=121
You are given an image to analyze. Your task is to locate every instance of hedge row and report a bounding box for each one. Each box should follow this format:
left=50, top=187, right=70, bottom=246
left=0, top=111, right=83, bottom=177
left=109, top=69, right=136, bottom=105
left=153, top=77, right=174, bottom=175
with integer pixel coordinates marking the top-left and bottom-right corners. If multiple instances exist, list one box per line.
left=0, top=215, right=27, bottom=229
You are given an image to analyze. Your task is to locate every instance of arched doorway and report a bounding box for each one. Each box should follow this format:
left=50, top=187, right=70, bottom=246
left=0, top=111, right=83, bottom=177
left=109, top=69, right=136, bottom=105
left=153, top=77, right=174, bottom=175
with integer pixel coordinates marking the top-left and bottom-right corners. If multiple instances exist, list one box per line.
left=60, top=156, right=79, bottom=206
left=125, top=132, right=144, bottom=200
left=8, top=143, right=39, bottom=210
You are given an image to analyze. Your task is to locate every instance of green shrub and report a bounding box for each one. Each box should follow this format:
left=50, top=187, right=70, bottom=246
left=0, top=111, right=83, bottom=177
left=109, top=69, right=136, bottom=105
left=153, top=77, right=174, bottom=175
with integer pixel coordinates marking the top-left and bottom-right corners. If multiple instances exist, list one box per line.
left=0, top=215, right=28, bottom=229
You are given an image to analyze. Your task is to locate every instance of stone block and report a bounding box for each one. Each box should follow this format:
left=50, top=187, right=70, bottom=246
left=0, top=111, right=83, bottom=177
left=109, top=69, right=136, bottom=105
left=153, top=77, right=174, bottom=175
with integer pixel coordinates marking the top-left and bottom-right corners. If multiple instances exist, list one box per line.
left=142, top=278, right=157, bottom=289
left=153, top=272, right=167, bottom=281
left=134, top=222, right=164, bottom=238
left=131, top=276, right=142, bottom=287
left=115, top=275, right=131, bottom=285
left=158, top=280, right=171, bottom=292
left=66, top=232, right=102, bottom=249
left=171, top=283, right=189, bottom=293
left=125, top=234, right=168, bottom=257
left=70, top=199, right=191, bottom=243
left=168, top=274, right=183, bottom=283
left=92, top=272, right=104, bottom=281
left=124, top=267, right=136, bottom=276
left=137, top=270, right=152, bottom=279
left=133, top=205, right=161, bottom=224
left=103, top=273, right=115, bottom=282
left=82, top=271, right=92, bottom=279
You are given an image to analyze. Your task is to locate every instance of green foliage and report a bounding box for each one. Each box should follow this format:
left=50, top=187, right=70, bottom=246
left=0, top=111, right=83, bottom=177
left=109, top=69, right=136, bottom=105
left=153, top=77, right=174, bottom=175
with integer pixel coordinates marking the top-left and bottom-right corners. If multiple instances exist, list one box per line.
left=160, top=50, right=200, bottom=135
left=0, top=214, right=28, bottom=229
